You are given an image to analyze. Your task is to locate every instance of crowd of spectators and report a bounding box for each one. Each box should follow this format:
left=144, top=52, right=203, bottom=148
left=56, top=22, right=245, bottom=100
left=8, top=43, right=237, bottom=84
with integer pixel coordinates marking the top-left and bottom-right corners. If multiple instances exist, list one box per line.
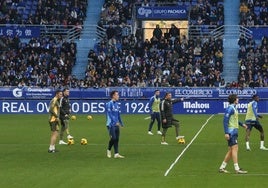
left=98, top=0, right=224, bottom=27
left=240, top=0, right=268, bottom=26
left=0, top=0, right=88, bottom=88
left=84, top=0, right=225, bottom=88
left=189, top=0, right=224, bottom=26
left=237, top=35, right=268, bottom=87
left=0, top=0, right=87, bottom=26
left=0, top=35, right=77, bottom=88
left=237, top=0, right=268, bottom=88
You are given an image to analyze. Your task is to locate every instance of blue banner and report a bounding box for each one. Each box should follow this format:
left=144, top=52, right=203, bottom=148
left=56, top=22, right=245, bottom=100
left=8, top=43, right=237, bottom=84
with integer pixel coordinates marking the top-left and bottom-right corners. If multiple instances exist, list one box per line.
left=136, top=6, right=187, bottom=19
left=0, top=87, right=265, bottom=100
left=1, top=99, right=267, bottom=114
left=249, top=27, right=268, bottom=40
left=0, top=26, right=40, bottom=38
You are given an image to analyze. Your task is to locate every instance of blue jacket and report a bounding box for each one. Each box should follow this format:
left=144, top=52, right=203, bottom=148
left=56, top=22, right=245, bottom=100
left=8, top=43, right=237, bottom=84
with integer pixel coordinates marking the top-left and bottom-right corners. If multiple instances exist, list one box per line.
left=106, top=100, right=123, bottom=127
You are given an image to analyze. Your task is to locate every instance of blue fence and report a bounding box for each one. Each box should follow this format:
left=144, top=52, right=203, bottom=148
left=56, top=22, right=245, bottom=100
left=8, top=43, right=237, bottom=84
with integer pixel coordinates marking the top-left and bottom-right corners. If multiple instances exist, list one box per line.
left=249, top=27, right=268, bottom=40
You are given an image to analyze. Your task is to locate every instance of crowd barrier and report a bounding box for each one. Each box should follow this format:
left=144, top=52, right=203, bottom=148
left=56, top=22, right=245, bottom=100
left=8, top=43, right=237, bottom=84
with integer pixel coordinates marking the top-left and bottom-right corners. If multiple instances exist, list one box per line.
left=0, top=87, right=267, bottom=114
left=1, top=98, right=267, bottom=114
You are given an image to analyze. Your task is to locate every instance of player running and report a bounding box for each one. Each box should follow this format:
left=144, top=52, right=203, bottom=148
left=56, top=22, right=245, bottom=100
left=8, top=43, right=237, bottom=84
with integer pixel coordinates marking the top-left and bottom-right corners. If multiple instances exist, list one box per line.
left=245, top=95, right=268, bottom=151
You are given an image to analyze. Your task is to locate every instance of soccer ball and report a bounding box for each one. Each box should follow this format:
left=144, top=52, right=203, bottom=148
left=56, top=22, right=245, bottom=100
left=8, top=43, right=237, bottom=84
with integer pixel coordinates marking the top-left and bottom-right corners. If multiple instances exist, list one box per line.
left=67, top=139, right=74, bottom=145
left=71, top=115, right=76, bottom=120
left=87, top=115, right=92, bottom=120
left=178, top=138, right=186, bottom=144
left=81, top=138, right=88, bottom=145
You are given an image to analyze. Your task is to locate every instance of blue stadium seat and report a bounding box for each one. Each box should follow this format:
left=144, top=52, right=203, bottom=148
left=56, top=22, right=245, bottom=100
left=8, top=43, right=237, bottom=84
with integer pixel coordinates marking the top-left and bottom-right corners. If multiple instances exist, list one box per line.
left=217, top=1, right=224, bottom=6
left=30, top=9, right=36, bottom=15
left=61, top=0, right=67, bottom=6
left=254, top=6, right=260, bottom=16
left=23, top=9, right=30, bottom=15
left=25, top=5, right=31, bottom=10
left=33, top=1, right=38, bottom=6
left=26, top=0, right=32, bottom=6
left=17, top=8, right=24, bottom=15
left=22, top=14, right=28, bottom=20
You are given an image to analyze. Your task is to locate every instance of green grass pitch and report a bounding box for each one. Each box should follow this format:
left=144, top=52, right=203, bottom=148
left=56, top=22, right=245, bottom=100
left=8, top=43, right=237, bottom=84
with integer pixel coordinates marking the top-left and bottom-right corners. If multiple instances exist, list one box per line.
left=1, top=114, right=268, bottom=188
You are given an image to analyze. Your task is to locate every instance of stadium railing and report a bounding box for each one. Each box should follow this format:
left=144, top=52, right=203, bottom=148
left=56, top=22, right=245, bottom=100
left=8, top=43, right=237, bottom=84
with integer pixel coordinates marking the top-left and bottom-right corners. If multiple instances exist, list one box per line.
left=210, top=25, right=253, bottom=40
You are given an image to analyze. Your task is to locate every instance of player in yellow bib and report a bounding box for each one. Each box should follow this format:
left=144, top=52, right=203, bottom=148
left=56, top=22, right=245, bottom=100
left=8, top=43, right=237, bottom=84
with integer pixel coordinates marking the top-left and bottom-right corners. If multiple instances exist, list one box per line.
left=219, top=94, right=248, bottom=174
left=245, top=95, right=268, bottom=151
left=147, top=90, right=162, bottom=135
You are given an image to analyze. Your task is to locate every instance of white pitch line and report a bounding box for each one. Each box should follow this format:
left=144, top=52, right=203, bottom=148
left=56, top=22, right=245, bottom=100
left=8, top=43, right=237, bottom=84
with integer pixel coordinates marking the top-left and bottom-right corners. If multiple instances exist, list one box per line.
left=233, top=174, right=268, bottom=176
left=164, top=114, right=215, bottom=177
left=144, top=116, right=151, bottom=120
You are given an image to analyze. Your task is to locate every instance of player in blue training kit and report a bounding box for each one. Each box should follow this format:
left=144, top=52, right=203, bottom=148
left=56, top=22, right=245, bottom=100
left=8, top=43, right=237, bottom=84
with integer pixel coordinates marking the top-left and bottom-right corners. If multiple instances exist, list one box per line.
left=219, top=94, right=248, bottom=174
left=147, top=90, right=162, bottom=135
left=245, top=95, right=268, bottom=150
left=106, top=90, right=125, bottom=159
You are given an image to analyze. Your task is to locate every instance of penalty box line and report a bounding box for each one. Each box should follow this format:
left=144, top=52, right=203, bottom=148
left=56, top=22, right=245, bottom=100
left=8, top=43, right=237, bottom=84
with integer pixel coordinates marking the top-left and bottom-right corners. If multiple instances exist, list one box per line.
left=164, top=114, right=215, bottom=177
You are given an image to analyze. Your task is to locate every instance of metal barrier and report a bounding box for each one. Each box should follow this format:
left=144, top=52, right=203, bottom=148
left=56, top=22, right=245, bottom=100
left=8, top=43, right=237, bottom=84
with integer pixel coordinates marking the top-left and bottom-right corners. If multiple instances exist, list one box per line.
left=188, top=25, right=253, bottom=40
left=40, top=24, right=106, bottom=41
left=209, top=25, right=253, bottom=40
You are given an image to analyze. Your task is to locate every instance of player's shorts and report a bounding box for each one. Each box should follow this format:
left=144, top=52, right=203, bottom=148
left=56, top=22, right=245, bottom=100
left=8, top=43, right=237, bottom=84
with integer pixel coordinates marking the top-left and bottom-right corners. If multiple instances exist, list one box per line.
left=245, top=120, right=263, bottom=132
left=151, top=112, right=160, bottom=119
left=60, top=118, right=69, bottom=128
left=227, top=133, right=238, bottom=147
left=162, top=118, right=179, bottom=128
left=49, top=121, right=60, bottom=131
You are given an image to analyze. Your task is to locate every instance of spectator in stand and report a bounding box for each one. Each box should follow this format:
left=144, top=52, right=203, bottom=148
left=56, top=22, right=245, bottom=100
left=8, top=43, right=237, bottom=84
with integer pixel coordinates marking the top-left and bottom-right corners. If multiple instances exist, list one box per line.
left=240, top=2, right=249, bottom=19
left=106, top=23, right=117, bottom=40
left=152, top=25, right=163, bottom=41
left=141, top=0, right=150, bottom=7
left=169, top=24, right=180, bottom=43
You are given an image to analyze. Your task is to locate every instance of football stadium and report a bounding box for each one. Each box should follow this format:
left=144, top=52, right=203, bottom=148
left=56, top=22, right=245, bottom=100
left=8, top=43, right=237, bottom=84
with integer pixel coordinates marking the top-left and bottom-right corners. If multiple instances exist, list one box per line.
left=1, top=0, right=268, bottom=187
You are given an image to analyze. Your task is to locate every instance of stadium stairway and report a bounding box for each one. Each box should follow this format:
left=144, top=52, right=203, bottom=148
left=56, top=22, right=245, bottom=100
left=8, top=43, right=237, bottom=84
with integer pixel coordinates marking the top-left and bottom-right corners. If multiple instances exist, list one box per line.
left=222, top=0, right=240, bottom=83
left=72, top=0, right=105, bottom=79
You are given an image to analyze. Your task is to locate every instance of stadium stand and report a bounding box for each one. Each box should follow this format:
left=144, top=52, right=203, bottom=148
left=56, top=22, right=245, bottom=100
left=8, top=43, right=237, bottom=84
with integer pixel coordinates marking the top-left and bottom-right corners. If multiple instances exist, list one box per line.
left=0, top=0, right=87, bottom=25
left=2, top=0, right=267, bottom=88
left=84, top=0, right=224, bottom=88
left=237, top=35, right=268, bottom=88
left=236, top=0, right=268, bottom=87
left=0, top=0, right=90, bottom=88
left=0, top=35, right=77, bottom=87
left=240, top=0, right=268, bottom=26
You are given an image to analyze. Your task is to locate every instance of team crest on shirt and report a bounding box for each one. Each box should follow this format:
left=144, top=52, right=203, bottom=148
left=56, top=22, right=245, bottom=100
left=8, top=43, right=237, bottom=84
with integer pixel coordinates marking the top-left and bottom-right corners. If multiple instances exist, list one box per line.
left=112, top=105, right=118, bottom=112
